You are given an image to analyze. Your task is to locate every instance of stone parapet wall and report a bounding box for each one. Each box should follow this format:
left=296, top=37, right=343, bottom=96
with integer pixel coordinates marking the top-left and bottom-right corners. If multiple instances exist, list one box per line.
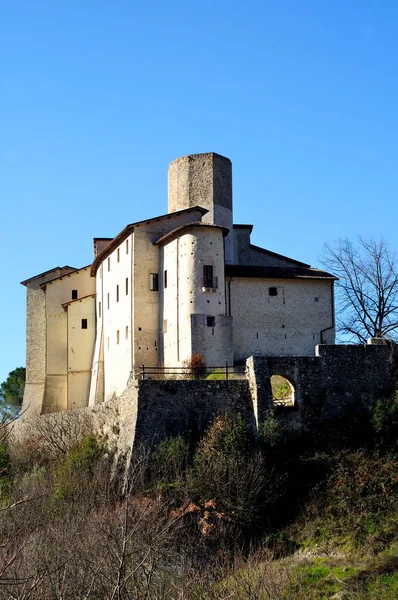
left=133, top=379, right=253, bottom=447
left=265, top=343, right=391, bottom=426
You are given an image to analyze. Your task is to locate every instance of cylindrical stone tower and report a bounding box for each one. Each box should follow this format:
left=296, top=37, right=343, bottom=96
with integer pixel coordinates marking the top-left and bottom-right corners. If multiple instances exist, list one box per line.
left=168, top=152, right=234, bottom=263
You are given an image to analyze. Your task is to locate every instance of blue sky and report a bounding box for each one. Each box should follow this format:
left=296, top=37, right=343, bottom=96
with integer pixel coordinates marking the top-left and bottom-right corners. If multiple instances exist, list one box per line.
left=1, top=1, right=398, bottom=383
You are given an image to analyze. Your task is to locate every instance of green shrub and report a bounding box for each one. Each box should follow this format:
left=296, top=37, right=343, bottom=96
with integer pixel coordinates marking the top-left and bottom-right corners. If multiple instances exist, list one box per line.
left=296, top=449, right=398, bottom=550
left=372, top=391, right=398, bottom=452
left=189, top=415, right=280, bottom=534
left=258, top=411, right=281, bottom=450
left=150, top=435, right=189, bottom=487
left=53, top=434, right=107, bottom=502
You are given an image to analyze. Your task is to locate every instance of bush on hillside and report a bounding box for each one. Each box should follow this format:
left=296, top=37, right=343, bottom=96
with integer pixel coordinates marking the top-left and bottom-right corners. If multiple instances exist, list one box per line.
left=150, top=435, right=190, bottom=490
left=372, top=391, right=398, bottom=452
left=53, top=434, right=109, bottom=503
left=189, top=415, right=282, bottom=535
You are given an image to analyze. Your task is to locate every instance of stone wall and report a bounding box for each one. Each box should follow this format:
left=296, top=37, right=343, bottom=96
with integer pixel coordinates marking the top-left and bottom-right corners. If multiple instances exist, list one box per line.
left=133, top=379, right=253, bottom=447
left=167, top=152, right=234, bottom=263
left=13, top=343, right=393, bottom=491
left=247, top=343, right=392, bottom=429
left=11, top=378, right=253, bottom=490
left=229, top=278, right=335, bottom=360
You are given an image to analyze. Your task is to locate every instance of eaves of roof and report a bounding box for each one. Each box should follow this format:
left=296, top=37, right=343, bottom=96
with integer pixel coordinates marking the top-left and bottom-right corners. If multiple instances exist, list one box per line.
left=39, top=265, right=91, bottom=288
left=225, top=265, right=337, bottom=280
left=62, top=293, right=96, bottom=310
left=154, top=222, right=229, bottom=246
left=90, top=206, right=208, bottom=276
left=20, top=266, right=76, bottom=287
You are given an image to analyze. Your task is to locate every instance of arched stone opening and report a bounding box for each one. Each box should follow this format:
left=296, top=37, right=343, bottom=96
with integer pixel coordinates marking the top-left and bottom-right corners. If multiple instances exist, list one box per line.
left=270, top=374, right=295, bottom=407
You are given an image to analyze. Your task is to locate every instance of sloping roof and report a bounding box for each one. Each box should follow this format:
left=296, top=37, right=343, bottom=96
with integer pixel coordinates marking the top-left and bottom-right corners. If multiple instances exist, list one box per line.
left=249, top=245, right=310, bottom=267
left=39, top=265, right=91, bottom=288
left=20, top=266, right=77, bottom=287
left=154, top=222, right=229, bottom=246
left=225, top=265, right=337, bottom=280
left=90, top=206, right=208, bottom=276
left=62, top=293, right=96, bottom=310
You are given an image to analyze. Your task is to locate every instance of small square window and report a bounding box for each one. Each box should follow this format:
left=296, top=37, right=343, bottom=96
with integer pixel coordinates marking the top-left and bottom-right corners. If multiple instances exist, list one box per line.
left=269, top=287, right=278, bottom=296
left=72, top=290, right=78, bottom=300
left=81, top=318, right=88, bottom=329
left=207, top=316, right=215, bottom=327
left=150, top=273, right=159, bottom=291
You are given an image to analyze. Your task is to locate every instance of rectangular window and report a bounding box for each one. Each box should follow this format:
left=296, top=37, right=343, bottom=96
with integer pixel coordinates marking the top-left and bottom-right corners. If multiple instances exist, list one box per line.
left=126, top=277, right=128, bottom=295
left=203, top=265, right=214, bottom=288
left=81, top=318, right=88, bottom=329
left=207, top=316, right=215, bottom=327
left=108, top=257, right=110, bottom=271
left=117, top=248, right=120, bottom=262
left=98, top=302, right=102, bottom=318
left=125, top=326, right=128, bottom=339
left=269, top=287, right=278, bottom=296
left=116, top=285, right=119, bottom=302
left=72, top=289, right=78, bottom=300
left=126, top=239, right=129, bottom=254
left=107, top=293, right=110, bottom=309
left=164, top=270, right=168, bottom=288
left=150, top=273, right=159, bottom=291
left=116, top=330, right=120, bottom=344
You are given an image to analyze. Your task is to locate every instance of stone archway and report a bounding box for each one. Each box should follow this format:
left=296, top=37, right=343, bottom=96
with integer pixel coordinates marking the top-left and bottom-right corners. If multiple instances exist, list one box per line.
left=270, top=374, right=295, bottom=407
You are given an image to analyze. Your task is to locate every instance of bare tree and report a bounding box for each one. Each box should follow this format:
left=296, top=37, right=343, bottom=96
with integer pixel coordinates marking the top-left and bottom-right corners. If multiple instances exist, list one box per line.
left=321, top=237, right=398, bottom=343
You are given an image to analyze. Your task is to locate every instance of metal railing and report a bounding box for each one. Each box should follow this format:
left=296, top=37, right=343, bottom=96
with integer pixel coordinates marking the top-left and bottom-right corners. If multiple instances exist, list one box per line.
left=138, top=363, right=246, bottom=381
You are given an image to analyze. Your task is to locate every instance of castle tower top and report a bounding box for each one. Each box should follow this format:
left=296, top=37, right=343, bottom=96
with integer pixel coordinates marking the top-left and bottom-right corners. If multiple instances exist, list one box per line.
left=168, top=152, right=232, bottom=223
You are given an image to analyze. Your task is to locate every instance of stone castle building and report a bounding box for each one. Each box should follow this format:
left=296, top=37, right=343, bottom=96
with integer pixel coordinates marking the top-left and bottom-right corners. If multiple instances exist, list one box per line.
left=21, top=152, right=336, bottom=415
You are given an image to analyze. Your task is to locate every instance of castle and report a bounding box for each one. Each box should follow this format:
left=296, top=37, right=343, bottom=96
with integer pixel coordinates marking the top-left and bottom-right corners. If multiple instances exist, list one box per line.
left=21, top=152, right=336, bottom=415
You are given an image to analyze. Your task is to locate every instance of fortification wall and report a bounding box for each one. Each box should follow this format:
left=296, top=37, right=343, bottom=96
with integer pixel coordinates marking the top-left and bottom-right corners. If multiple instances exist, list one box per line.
left=247, top=343, right=392, bottom=429
left=133, top=379, right=252, bottom=446
left=13, top=343, right=393, bottom=490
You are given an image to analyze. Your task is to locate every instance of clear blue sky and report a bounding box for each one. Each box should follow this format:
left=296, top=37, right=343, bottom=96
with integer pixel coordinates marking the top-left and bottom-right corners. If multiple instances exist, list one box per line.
left=1, top=1, right=398, bottom=383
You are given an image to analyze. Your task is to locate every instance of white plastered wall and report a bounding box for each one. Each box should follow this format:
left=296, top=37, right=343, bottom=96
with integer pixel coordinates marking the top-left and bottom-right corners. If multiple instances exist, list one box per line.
left=162, top=227, right=233, bottom=367
left=102, top=236, right=132, bottom=401
left=228, top=278, right=335, bottom=360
